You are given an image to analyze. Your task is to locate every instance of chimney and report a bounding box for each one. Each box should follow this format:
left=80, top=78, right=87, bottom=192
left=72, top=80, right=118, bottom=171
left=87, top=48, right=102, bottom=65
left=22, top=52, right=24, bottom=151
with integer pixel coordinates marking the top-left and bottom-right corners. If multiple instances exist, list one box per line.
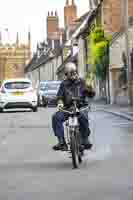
left=72, top=0, right=75, bottom=5
left=66, top=0, right=69, bottom=6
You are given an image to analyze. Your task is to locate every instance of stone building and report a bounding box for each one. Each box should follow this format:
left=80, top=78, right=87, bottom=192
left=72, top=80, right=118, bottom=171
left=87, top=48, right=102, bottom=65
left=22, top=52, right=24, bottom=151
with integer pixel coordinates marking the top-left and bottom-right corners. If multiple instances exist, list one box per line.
left=25, top=47, right=63, bottom=87
left=109, top=25, right=133, bottom=104
left=0, top=32, right=31, bottom=82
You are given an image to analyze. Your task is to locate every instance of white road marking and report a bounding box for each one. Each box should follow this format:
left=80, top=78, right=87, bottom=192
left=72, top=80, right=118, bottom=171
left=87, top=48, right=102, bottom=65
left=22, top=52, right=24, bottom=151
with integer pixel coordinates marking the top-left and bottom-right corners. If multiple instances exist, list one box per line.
left=111, top=122, right=133, bottom=126
left=1, top=140, right=7, bottom=145
left=84, top=145, right=112, bottom=163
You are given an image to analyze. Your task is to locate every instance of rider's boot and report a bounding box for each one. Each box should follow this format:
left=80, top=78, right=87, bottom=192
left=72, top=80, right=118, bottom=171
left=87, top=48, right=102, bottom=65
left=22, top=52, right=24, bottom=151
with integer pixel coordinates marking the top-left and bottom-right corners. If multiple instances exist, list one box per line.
left=53, top=137, right=68, bottom=151
left=82, top=137, right=93, bottom=150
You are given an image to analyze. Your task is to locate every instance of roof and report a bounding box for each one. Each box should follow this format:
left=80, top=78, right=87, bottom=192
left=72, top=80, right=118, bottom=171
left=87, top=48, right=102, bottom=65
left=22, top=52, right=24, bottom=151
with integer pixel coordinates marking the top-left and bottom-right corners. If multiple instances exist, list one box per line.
left=75, top=11, right=90, bottom=23
left=110, top=28, right=124, bottom=45
left=110, top=24, right=133, bottom=46
left=24, top=46, right=63, bottom=73
left=64, top=5, right=101, bottom=46
left=65, top=10, right=94, bottom=46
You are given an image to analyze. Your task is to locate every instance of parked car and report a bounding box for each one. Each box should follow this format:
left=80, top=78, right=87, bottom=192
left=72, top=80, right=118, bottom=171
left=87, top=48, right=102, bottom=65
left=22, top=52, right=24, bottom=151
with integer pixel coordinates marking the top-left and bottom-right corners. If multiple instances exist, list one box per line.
left=42, top=81, right=61, bottom=107
left=37, top=81, right=48, bottom=106
left=0, top=78, right=38, bottom=112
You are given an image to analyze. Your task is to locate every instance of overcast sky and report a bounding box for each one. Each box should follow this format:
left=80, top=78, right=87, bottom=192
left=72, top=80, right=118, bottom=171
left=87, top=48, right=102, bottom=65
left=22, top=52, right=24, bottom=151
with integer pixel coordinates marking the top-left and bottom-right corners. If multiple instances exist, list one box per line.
left=0, top=0, right=89, bottom=51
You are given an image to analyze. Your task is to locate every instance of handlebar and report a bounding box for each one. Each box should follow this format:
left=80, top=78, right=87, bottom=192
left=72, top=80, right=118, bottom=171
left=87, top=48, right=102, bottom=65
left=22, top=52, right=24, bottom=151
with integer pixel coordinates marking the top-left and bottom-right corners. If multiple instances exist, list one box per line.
left=60, top=105, right=90, bottom=115
left=71, top=96, right=80, bottom=101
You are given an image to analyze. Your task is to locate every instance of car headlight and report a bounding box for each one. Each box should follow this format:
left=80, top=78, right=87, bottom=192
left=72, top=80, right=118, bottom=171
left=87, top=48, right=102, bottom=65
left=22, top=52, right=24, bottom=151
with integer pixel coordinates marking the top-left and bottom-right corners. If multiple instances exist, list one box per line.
left=39, top=95, right=43, bottom=100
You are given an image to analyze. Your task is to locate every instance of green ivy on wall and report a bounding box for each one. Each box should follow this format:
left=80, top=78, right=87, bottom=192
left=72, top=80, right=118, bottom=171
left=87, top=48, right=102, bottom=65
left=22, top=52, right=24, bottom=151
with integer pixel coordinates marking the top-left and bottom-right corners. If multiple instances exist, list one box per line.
left=87, top=26, right=111, bottom=81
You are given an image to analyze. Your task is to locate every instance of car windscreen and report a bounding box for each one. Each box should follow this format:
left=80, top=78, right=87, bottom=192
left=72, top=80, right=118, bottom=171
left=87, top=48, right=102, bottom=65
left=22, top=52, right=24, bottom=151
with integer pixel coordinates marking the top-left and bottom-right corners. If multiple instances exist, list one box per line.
left=40, top=82, right=47, bottom=90
left=4, top=81, right=31, bottom=89
left=45, top=83, right=60, bottom=91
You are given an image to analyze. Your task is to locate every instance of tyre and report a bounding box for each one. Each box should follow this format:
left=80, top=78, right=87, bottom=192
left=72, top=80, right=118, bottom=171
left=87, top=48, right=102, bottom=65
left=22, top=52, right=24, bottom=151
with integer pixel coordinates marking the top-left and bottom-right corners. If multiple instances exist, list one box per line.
left=77, top=134, right=82, bottom=164
left=78, top=154, right=82, bottom=163
left=70, top=132, right=79, bottom=169
left=37, top=96, right=41, bottom=107
left=0, top=108, right=3, bottom=113
left=42, top=97, right=47, bottom=107
left=43, top=103, right=47, bottom=107
left=32, top=106, right=38, bottom=112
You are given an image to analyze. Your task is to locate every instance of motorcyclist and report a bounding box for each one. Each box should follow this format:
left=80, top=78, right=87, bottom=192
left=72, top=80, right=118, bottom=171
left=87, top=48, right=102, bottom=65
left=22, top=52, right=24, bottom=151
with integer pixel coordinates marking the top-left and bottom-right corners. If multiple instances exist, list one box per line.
left=52, top=62, right=95, bottom=151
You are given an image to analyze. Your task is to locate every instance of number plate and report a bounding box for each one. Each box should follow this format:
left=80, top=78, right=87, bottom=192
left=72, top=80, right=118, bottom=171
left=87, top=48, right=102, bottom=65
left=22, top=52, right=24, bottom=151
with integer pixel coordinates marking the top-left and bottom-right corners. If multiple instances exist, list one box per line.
left=13, top=92, right=24, bottom=96
left=68, top=117, right=78, bottom=127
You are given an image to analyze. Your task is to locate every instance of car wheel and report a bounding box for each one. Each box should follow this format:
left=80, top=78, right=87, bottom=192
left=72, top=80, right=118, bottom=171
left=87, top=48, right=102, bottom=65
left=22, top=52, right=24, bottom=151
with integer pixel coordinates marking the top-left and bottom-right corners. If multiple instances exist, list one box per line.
left=43, top=103, right=47, bottom=107
left=42, top=97, right=47, bottom=107
left=0, top=108, right=3, bottom=113
left=37, top=96, right=41, bottom=107
left=32, top=107, right=38, bottom=112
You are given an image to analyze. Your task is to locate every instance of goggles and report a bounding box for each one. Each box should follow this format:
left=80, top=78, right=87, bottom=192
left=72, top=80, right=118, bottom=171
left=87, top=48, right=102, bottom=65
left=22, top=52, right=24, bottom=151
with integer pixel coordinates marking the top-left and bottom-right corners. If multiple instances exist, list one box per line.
left=65, top=70, right=77, bottom=76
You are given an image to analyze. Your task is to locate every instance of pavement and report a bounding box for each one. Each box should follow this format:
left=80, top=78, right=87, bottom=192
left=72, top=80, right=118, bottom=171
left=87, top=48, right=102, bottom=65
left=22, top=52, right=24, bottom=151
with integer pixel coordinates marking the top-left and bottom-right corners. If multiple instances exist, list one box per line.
left=94, top=100, right=133, bottom=121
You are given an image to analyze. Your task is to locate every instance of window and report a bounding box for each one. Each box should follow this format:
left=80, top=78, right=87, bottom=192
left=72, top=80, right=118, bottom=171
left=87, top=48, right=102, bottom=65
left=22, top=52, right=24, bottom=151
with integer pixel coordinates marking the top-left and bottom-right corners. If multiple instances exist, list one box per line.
left=4, top=81, right=31, bottom=89
left=129, top=16, right=133, bottom=26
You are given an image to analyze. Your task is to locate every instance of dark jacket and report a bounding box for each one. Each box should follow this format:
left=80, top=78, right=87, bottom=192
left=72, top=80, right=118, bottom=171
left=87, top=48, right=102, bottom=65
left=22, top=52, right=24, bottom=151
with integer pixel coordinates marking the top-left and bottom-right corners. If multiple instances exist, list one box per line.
left=57, top=78, right=95, bottom=108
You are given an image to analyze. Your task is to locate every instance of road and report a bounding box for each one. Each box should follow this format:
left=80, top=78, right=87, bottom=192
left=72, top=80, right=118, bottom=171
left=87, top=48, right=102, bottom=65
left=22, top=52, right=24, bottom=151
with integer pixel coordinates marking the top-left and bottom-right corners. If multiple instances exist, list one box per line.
left=0, top=107, right=133, bottom=200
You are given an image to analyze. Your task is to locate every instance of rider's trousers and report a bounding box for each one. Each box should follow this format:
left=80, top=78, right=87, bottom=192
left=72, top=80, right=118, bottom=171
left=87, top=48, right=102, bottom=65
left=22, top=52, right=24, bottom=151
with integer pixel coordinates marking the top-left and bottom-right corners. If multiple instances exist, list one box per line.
left=52, top=111, right=90, bottom=139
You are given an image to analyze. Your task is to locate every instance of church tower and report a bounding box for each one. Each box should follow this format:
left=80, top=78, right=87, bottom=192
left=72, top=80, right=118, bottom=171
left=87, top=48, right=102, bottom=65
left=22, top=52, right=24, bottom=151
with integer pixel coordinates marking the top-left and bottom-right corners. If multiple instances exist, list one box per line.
left=28, top=29, right=31, bottom=49
left=28, top=30, right=31, bottom=59
left=0, top=31, right=31, bottom=81
left=64, top=0, right=77, bottom=29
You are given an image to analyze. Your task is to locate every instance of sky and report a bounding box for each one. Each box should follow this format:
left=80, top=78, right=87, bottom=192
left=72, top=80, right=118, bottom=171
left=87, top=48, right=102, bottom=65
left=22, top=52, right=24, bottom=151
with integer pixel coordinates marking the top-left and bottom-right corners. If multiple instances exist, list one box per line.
left=0, top=0, right=89, bottom=52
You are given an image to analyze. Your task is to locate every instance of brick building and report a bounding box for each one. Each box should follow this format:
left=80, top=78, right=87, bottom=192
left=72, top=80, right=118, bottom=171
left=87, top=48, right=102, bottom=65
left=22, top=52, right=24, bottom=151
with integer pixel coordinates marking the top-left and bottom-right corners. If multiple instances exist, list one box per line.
left=64, top=0, right=77, bottom=29
left=102, top=0, right=133, bottom=33
left=47, top=11, right=65, bottom=48
left=47, top=0, right=78, bottom=48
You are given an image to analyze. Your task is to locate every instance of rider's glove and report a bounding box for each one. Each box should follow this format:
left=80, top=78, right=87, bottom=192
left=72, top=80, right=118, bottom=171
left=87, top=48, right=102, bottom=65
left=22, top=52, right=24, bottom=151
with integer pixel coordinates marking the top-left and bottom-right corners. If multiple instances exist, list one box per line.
left=57, top=100, right=64, bottom=111
left=57, top=103, right=64, bottom=111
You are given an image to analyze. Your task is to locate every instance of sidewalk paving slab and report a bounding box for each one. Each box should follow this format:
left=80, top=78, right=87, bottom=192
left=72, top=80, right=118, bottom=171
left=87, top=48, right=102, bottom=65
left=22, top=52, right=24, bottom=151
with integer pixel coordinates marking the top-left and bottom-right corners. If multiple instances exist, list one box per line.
left=93, top=102, right=133, bottom=121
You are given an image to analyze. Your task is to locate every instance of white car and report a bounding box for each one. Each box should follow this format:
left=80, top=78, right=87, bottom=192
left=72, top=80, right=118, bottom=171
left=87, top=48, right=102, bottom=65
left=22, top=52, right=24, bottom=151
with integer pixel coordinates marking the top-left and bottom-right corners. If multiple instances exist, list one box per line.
left=0, top=78, right=38, bottom=112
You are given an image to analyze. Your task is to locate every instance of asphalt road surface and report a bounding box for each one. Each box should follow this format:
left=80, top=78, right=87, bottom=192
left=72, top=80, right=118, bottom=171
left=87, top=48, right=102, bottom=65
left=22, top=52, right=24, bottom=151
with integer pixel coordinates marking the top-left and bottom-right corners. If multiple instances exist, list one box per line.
left=0, top=107, right=133, bottom=200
